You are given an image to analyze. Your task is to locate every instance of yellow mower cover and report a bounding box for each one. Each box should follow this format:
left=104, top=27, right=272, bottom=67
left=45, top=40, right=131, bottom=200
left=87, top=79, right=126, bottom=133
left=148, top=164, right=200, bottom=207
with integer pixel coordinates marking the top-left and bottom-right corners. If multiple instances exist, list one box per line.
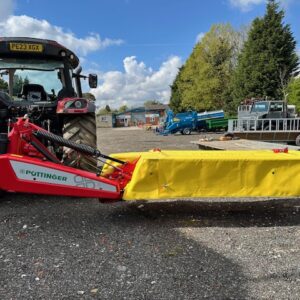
left=102, top=150, right=300, bottom=201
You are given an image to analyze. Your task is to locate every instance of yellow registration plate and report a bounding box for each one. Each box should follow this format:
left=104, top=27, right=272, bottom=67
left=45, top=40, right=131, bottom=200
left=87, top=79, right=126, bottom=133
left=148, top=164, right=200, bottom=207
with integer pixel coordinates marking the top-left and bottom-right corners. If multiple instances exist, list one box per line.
left=9, top=42, right=44, bottom=53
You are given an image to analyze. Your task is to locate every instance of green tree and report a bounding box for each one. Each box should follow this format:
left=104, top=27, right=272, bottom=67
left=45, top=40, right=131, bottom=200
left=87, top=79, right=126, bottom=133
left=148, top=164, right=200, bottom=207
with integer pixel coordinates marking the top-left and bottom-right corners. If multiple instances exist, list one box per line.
left=13, top=75, right=24, bottom=96
left=97, top=105, right=112, bottom=115
left=169, top=23, right=242, bottom=113
left=24, top=76, right=30, bottom=85
left=0, top=77, right=8, bottom=91
left=82, top=92, right=96, bottom=101
left=12, top=75, right=31, bottom=96
left=97, top=107, right=112, bottom=115
left=233, top=0, right=299, bottom=103
left=144, top=100, right=162, bottom=107
left=287, top=77, right=300, bottom=111
left=118, top=105, right=128, bottom=113
left=169, top=66, right=185, bottom=113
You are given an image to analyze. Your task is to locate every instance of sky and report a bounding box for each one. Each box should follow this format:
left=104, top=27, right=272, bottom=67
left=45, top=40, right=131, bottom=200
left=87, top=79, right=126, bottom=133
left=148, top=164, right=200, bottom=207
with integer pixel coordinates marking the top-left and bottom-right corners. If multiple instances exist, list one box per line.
left=0, top=0, right=299, bottom=108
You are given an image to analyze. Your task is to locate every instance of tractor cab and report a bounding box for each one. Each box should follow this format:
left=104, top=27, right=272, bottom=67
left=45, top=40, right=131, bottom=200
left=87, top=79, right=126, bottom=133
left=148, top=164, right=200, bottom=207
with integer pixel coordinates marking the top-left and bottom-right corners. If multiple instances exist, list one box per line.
left=0, top=37, right=97, bottom=105
left=0, top=37, right=98, bottom=171
left=250, top=101, right=289, bottom=119
left=238, top=100, right=290, bottom=120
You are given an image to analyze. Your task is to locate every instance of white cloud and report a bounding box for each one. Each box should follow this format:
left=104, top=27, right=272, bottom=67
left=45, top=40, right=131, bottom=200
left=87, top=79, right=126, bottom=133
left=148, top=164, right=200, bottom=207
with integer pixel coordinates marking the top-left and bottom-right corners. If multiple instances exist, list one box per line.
left=229, top=0, right=295, bottom=11
left=0, top=15, right=123, bottom=56
left=195, top=32, right=205, bottom=44
left=0, top=0, right=15, bottom=21
left=229, top=0, right=265, bottom=11
left=91, top=56, right=182, bottom=108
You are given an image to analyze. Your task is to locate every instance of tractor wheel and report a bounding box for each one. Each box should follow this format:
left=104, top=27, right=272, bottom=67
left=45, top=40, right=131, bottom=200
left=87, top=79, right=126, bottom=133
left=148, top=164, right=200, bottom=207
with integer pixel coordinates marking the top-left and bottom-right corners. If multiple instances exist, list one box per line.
left=183, top=128, right=191, bottom=135
left=62, top=113, right=97, bottom=172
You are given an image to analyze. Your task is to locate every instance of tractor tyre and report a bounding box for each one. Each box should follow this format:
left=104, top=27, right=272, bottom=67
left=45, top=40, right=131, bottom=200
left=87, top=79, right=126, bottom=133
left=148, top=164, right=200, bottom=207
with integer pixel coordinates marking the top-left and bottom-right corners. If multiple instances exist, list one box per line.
left=183, top=128, right=192, bottom=135
left=62, top=113, right=97, bottom=172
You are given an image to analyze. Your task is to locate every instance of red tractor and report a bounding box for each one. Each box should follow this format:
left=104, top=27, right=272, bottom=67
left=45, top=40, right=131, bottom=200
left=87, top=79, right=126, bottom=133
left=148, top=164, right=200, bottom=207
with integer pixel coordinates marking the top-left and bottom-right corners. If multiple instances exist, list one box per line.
left=0, top=37, right=97, bottom=171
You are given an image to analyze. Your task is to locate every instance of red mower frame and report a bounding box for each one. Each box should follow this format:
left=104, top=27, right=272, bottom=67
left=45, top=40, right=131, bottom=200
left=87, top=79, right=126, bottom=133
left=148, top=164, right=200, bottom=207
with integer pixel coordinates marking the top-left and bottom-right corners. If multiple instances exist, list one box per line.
left=0, top=117, right=138, bottom=202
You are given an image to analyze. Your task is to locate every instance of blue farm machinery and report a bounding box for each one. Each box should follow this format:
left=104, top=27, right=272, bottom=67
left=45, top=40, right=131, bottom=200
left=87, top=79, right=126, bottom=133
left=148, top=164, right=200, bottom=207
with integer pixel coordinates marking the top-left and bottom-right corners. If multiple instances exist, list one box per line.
left=162, top=110, right=227, bottom=135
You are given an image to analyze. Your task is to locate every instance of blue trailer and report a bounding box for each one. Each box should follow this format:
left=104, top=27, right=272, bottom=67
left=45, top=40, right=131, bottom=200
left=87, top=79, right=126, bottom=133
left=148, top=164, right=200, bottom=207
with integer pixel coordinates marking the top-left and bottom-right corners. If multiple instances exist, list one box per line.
left=162, top=110, right=225, bottom=135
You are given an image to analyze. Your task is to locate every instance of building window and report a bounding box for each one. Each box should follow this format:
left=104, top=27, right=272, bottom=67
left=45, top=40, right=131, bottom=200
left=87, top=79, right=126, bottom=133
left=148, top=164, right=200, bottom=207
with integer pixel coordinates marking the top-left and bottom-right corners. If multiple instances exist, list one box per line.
left=101, top=116, right=108, bottom=122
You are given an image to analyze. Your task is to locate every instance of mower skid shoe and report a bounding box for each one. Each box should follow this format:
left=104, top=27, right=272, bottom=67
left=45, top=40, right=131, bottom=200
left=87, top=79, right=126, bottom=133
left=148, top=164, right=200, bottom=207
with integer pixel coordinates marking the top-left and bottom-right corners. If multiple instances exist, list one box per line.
left=0, top=154, right=121, bottom=201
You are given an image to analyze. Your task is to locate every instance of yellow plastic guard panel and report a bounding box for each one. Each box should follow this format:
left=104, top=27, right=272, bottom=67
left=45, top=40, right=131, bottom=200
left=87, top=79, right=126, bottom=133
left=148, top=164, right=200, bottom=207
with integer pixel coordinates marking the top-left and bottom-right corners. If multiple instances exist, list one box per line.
left=102, top=150, right=300, bottom=201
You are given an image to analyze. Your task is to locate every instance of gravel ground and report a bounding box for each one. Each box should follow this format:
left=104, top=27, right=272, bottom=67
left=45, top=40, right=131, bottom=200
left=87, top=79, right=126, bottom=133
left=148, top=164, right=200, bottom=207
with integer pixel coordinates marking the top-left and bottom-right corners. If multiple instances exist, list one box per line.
left=0, top=128, right=300, bottom=299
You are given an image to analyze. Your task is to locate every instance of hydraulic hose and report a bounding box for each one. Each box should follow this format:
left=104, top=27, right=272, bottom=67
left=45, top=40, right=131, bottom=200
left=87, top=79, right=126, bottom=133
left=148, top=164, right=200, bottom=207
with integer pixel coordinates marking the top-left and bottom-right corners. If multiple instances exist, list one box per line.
left=33, top=130, right=125, bottom=164
left=34, top=129, right=99, bottom=156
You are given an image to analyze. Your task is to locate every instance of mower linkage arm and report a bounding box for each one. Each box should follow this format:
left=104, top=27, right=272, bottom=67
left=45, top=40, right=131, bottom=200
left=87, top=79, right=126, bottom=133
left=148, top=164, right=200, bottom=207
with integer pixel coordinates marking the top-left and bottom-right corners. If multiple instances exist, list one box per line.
left=33, top=130, right=125, bottom=165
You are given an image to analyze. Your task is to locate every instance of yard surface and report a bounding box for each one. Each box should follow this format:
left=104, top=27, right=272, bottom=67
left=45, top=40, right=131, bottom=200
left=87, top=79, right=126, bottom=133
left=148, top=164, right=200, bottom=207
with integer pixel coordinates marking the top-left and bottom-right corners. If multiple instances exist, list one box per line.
left=0, top=127, right=300, bottom=299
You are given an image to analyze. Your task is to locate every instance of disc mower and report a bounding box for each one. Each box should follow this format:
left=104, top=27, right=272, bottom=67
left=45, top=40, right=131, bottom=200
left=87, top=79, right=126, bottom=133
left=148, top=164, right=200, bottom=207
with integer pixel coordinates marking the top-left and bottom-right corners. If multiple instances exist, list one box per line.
left=1, top=115, right=300, bottom=202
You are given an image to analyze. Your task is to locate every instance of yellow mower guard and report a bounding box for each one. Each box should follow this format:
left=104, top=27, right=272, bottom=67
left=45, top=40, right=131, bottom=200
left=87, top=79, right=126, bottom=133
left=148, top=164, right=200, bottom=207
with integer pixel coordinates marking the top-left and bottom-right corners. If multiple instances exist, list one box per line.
left=102, top=150, right=300, bottom=201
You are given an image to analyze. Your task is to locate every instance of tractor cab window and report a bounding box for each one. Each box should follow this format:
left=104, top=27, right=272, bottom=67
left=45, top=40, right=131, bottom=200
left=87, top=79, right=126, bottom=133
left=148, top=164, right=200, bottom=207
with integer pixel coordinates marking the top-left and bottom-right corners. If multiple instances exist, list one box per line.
left=270, top=102, right=283, bottom=112
left=13, top=69, right=63, bottom=100
left=251, top=102, right=269, bottom=113
left=0, top=59, right=70, bottom=100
